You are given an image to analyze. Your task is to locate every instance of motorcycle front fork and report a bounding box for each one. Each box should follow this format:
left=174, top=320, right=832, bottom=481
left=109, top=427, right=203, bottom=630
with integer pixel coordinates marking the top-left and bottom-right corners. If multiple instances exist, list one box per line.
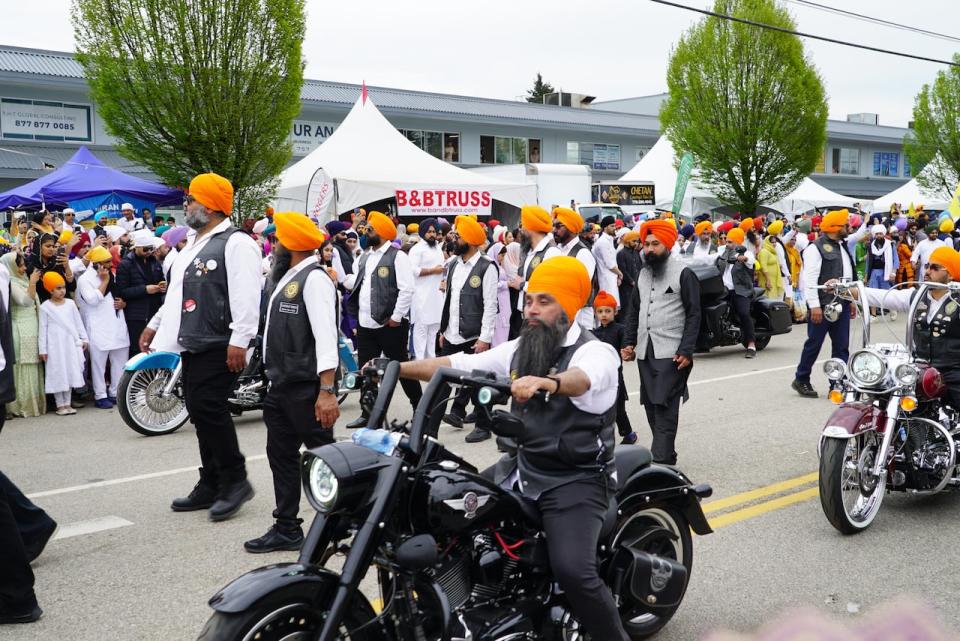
left=162, top=360, right=182, bottom=396
left=872, top=396, right=901, bottom=479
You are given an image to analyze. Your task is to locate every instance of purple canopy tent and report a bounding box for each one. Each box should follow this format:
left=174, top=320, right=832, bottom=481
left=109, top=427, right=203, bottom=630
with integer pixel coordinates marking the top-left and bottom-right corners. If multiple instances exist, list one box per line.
left=0, top=146, right=182, bottom=211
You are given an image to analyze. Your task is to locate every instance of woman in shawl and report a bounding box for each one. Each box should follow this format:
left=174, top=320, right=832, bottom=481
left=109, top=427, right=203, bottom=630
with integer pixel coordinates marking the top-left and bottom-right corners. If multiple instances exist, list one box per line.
left=503, top=241, right=524, bottom=339
left=757, top=234, right=785, bottom=301
left=485, top=242, right=511, bottom=347
left=1, top=252, right=45, bottom=417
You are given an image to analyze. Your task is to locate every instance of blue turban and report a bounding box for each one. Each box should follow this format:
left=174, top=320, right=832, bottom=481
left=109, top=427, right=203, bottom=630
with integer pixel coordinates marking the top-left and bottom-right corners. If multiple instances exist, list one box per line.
left=419, top=217, right=440, bottom=234
left=95, top=211, right=109, bottom=223
left=325, top=220, right=351, bottom=235
left=680, top=223, right=695, bottom=238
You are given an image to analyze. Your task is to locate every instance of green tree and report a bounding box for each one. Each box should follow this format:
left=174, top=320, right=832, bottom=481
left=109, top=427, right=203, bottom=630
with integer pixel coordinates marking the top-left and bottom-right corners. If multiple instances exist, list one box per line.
left=904, top=54, right=960, bottom=199
left=526, top=73, right=555, bottom=104
left=72, top=0, right=305, bottom=222
left=660, top=0, right=828, bottom=214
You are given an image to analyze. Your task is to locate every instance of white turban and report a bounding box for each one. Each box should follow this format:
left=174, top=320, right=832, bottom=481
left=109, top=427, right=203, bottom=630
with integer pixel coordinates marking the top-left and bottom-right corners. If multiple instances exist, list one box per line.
left=132, top=229, right=155, bottom=248
left=871, top=224, right=886, bottom=236
left=252, top=218, right=269, bottom=235
left=121, top=203, right=135, bottom=212
left=104, top=225, right=127, bottom=243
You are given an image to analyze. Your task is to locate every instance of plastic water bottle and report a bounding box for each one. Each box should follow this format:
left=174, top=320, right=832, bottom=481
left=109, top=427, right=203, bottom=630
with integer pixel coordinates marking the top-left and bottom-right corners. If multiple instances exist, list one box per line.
left=352, top=428, right=402, bottom=456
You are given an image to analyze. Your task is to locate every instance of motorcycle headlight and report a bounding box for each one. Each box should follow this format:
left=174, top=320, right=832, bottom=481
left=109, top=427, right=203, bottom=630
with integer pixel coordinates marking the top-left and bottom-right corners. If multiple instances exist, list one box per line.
left=305, top=456, right=339, bottom=512
left=823, top=358, right=846, bottom=381
left=848, top=350, right=887, bottom=387
left=894, top=363, right=920, bottom=387
left=343, top=372, right=357, bottom=390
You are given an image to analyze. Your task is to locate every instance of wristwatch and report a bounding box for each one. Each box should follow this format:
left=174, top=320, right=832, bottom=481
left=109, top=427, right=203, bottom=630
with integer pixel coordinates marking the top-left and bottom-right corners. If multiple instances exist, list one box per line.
left=318, top=384, right=338, bottom=395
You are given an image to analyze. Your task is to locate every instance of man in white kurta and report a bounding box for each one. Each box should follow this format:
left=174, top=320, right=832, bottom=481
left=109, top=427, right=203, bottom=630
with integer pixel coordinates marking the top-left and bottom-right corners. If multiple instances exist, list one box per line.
left=407, top=218, right=445, bottom=359
left=77, top=247, right=130, bottom=407
left=592, top=216, right=622, bottom=308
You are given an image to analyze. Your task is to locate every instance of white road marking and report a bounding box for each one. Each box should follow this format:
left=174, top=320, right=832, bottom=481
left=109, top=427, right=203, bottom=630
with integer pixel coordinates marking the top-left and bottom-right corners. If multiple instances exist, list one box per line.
left=27, top=454, right=268, bottom=500
left=628, top=359, right=826, bottom=396
left=52, top=516, right=134, bottom=541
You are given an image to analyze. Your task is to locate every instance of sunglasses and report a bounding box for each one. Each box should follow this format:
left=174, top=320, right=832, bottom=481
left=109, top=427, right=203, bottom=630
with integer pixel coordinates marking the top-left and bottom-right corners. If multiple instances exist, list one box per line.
left=926, top=263, right=945, bottom=272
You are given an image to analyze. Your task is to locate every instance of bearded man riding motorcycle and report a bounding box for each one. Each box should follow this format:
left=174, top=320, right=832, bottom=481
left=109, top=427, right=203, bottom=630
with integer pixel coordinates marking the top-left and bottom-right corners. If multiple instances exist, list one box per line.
left=839, top=245, right=960, bottom=408
left=399, top=255, right=629, bottom=641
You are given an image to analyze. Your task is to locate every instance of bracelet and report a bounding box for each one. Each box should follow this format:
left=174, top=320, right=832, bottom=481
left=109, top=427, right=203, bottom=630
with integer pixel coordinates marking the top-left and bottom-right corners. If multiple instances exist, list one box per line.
left=548, top=376, right=561, bottom=394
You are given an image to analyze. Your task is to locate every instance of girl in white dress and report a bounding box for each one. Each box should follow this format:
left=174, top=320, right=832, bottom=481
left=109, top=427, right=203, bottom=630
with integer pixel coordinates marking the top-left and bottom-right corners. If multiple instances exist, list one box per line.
left=38, top=271, right=88, bottom=416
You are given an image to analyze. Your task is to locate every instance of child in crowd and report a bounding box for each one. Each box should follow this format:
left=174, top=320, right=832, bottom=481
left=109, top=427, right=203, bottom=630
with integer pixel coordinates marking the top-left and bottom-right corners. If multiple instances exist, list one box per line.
left=38, top=272, right=88, bottom=416
left=591, top=290, right=636, bottom=444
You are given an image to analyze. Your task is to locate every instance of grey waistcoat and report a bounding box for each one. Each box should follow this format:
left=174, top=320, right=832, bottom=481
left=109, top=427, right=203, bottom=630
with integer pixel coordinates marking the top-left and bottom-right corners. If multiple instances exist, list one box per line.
left=178, top=227, right=242, bottom=353
left=716, top=247, right=755, bottom=297
left=634, top=258, right=687, bottom=359
left=346, top=246, right=400, bottom=325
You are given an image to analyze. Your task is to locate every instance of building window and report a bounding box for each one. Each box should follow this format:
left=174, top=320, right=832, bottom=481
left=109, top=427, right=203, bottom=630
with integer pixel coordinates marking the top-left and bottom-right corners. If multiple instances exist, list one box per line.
left=873, top=152, right=899, bottom=177
left=904, top=156, right=911, bottom=177
left=400, top=129, right=459, bottom=162
left=831, top=148, right=860, bottom=175
left=567, top=142, right=621, bottom=171
left=480, top=135, right=541, bottom=164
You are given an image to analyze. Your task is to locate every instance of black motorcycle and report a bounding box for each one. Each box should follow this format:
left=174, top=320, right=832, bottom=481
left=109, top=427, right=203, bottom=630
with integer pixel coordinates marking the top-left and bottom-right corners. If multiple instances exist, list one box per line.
left=688, top=258, right=792, bottom=353
left=199, top=361, right=713, bottom=641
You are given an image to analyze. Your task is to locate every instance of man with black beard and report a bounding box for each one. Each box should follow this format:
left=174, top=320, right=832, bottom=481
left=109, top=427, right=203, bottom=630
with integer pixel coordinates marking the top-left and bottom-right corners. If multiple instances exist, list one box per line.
left=140, top=173, right=262, bottom=522
left=399, top=256, right=629, bottom=641
left=408, top=218, right=445, bottom=359
left=245, top=213, right=339, bottom=553
left=616, top=229, right=642, bottom=323
left=509, top=206, right=561, bottom=323
left=622, top=220, right=701, bottom=465
left=325, top=220, right=354, bottom=275
left=551, top=207, right=598, bottom=330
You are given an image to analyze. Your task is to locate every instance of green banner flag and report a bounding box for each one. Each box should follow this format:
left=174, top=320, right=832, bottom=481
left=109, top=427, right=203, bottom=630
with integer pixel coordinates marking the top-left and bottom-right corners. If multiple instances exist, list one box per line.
left=672, top=151, right=694, bottom=215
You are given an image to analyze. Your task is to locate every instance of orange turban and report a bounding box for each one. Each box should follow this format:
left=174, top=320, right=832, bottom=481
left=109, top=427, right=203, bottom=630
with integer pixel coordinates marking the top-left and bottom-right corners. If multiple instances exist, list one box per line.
left=739, top=217, right=754, bottom=232
left=593, top=290, right=617, bottom=310
left=639, top=219, right=679, bottom=250
left=622, top=229, right=641, bottom=244
left=188, top=172, right=234, bottom=215
left=274, top=212, right=325, bottom=251
left=455, top=215, right=486, bottom=246
left=528, top=256, right=591, bottom=322
left=694, top=221, right=712, bottom=236
left=367, top=211, right=397, bottom=241
left=553, top=207, right=583, bottom=233
left=42, top=271, right=65, bottom=293
left=521, top=205, right=552, bottom=233
left=820, top=209, right=850, bottom=233
left=727, top=228, right=745, bottom=244
left=930, top=247, right=960, bottom=281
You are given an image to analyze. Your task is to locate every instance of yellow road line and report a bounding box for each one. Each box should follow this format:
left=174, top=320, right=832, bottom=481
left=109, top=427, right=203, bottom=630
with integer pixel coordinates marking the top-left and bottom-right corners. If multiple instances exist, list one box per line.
left=701, top=472, right=818, bottom=514
left=709, top=486, right=820, bottom=529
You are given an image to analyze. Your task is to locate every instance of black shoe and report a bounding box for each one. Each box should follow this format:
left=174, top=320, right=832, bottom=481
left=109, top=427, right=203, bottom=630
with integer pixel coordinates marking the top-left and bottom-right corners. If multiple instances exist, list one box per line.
left=620, top=432, right=638, bottom=445
left=465, top=428, right=491, bottom=443
left=443, top=412, right=465, bottom=429
left=745, top=347, right=756, bottom=359
left=244, top=525, right=304, bottom=554
left=345, top=415, right=369, bottom=429
left=209, top=480, right=255, bottom=522
left=24, top=518, right=58, bottom=563
left=463, top=411, right=478, bottom=424
left=791, top=379, right=818, bottom=398
left=0, top=604, right=42, bottom=625
left=171, top=480, right=218, bottom=512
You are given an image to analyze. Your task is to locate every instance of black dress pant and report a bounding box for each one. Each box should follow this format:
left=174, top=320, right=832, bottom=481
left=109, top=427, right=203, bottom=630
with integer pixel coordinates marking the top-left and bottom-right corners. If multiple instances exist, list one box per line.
left=508, top=288, right=522, bottom=340
left=357, top=320, right=422, bottom=409
left=727, top=290, right=755, bottom=345
left=0, top=472, right=38, bottom=614
left=0, top=471, right=55, bottom=555
left=643, top=394, right=682, bottom=465
left=615, top=366, right=633, bottom=437
left=538, top=479, right=629, bottom=641
left=264, top=382, right=334, bottom=530
left=181, top=347, right=246, bottom=491
left=126, top=319, right=148, bottom=359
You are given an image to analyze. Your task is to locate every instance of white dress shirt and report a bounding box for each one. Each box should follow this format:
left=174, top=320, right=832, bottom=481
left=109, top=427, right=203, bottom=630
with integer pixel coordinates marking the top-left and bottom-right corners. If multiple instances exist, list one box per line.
left=118, top=217, right=145, bottom=233
left=147, top=219, right=262, bottom=353
left=913, top=238, right=945, bottom=281
left=408, top=240, right=445, bottom=325
left=263, top=259, right=339, bottom=375
left=77, top=267, right=129, bottom=351
left=861, top=287, right=949, bottom=317
left=801, top=241, right=853, bottom=310
left=560, top=236, right=597, bottom=328
left=343, top=242, right=415, bottom=329
left=721, top=246, right=756, bottom=291
left=443, top=251, right=499, bottom=345
left=593, top=232, right=620, bottom=306
left=448, top=322, right=619, bottom=413
left=517, top=235, right=562, bottom=311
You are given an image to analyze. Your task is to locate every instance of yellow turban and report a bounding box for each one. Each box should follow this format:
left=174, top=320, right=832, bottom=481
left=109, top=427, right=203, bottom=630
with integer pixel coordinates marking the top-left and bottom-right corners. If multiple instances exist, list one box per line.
left=622, top=229, right=641, bottom=244
left=87, top=246, right=112, bottom=263
left=552, top=207, right=583, bottom=233
left=521, top=205, right=552, bottom=233
left=767, top=220, right=784, bottom=236
left=727, top=228, right=745, bottom=245
left=189, top=172, right=234, bottom=215
left=941, top=218, right=955, bottom=233
left=58, top=229, right=73, bottom=245
left=407, top=223, right=419, bottom=234
left=739, top=217, right=754, bottom=232
left=42, top=271, right=65, bottom=294
left=694, top=221, right=712, bottom=236
left=455, top=215, right=486, bottom=246
left=367, top=211, right=397, bottom=241
left=930, top=247, right=960, bottom=280
left=820, top=209, right=850, bottom=234
left=274, top=212, right=325, bottom=251
left=527, top=256, right=592, bottom=321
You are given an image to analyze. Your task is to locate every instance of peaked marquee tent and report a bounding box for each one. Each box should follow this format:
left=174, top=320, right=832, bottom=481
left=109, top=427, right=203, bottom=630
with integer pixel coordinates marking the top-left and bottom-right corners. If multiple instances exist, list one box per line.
left=617, top=136, right=722, bottom=216
left=274, top=96, right=536, bottom=219
left=0, top=146, right=182, bottom=215
left=767, top=177, right=862, bottom=214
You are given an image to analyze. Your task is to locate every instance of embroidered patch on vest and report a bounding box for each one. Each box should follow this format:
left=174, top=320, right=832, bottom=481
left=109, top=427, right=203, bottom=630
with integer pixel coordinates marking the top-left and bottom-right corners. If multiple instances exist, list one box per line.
left=469, top=274, right=482, bottom=288
left=284, top=281, right=300, bottom=299
left=183, top=299, right=197, bottom=313
left=947, top=301, right=958, bottom=316
left=530, top=256, right=542, bottom=269
left=822, top=244, right=833, bottom=253
left=377, top=266, right=390, bottom=278
left=278, top=302, right=299, bottom=314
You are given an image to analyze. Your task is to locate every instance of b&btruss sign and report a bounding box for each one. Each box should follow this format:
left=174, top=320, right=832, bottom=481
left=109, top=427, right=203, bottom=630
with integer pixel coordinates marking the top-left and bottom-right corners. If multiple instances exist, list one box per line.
left=395, top=189, right=492, bottom=217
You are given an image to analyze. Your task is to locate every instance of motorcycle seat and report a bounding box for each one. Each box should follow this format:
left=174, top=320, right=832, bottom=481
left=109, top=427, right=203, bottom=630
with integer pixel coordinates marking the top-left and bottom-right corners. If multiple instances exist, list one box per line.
left=615, top=445, right=653, bottom=489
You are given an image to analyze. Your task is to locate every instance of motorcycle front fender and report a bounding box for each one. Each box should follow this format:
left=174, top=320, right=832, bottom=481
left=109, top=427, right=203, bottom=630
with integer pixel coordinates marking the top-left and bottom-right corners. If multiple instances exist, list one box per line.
left=209, top=563, right=367, bottom=615
left=817, top=401, right=880, bottom=456
left=618, top=465, right=713, bottom=535
left=124, top=351, right=180, bottom=371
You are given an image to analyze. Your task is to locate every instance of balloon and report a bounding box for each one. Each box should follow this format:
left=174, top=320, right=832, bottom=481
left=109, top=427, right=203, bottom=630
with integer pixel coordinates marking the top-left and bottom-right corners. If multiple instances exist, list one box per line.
left=895, top=218, right=909, bottom=231
left=939, top=211, right=952, bottom=222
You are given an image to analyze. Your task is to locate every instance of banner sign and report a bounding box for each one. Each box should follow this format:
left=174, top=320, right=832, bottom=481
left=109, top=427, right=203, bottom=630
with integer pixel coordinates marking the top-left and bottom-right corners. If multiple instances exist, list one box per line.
left=591, top=143, right=621, bottom=171
left=395, top=189, right=492, bottom=217
left=291, top=120, right=338, bottom=155
left=68, top=193, right=155, bottom=222
left=672, top=151, right=694, bottom=214
left=306, top=167, right=335, bottom=221
left=592, top=183, right=655, bottom=206
left=1, top=98, right=93, bottom=142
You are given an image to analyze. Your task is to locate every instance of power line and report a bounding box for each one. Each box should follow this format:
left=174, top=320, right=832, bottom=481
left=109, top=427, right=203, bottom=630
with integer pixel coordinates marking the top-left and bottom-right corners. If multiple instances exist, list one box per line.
left=783, top=0, right=960, bottom=44
left=649, top=0, right=960, bottom=67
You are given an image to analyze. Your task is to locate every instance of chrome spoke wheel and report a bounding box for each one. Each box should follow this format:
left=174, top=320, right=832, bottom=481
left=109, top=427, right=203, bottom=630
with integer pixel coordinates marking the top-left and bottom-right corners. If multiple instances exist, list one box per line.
left=118, top=369, right=189, bottom=436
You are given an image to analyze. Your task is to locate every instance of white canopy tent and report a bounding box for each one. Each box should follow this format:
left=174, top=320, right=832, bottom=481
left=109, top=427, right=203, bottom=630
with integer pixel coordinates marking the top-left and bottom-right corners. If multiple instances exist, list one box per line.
left=617, top=136, right=722, bottom=216
left=767, top=177, right=863, bottom=214
left=872, top=158, right=953, bottom=213
left=274, top=96, right=536, bottom=219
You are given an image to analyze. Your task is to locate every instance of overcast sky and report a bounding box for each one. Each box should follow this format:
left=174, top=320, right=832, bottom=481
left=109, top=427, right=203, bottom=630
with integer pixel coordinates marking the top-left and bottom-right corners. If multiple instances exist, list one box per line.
left=6, top=0, right=958, bottom=127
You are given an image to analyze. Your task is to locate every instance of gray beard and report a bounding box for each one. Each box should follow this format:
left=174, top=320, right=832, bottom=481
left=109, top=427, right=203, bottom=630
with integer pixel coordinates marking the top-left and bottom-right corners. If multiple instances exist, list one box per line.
left=185, top=206, right=211, bottom=230
left=513, top=313, right=569, bottom=378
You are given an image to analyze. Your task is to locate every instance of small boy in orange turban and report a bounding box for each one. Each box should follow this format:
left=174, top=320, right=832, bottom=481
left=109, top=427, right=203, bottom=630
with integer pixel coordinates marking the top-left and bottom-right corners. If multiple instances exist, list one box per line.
left=591, top=290, right=636, bottom=444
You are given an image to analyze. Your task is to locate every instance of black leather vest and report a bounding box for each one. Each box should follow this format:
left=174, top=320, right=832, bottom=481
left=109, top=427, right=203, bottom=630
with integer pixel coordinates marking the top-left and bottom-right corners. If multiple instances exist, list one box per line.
left=498, top=329, right=616, bottom=498
left=912, top=291, right=960, bottom=371
left=716, top=246, right=754, bottom=297
left=813, top=236, right=853, bottom=307
left=178, top=226, right=242, bottom=353
left=346, top=246, right=400, bottom=325
left=440, top=255, right=495, bottom=341
left=565, top=241, right=599, bottom=306
left=265, top=263, right=332, bottom=387
left=520, top=240, right=556, bottom=281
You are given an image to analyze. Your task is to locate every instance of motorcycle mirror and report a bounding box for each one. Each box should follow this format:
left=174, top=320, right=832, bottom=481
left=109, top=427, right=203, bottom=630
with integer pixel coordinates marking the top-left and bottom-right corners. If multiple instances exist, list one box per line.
left=824, top=300, right=842, bottom=323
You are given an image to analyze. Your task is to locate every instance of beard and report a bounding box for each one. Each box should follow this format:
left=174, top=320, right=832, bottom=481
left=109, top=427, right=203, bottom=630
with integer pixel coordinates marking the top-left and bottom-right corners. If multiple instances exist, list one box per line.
left=185, top=205, right=211, bottom=230
left=270, top=246, right=292, bottom=283
left=426, top=236, right=437, bottom=247
left=452, top=240, right=469, bottom=256
left=644, top=249, right=669, bottom=275
left=519, top=232, right=532, bottom=253
left=513, top=313, right=569, bottom=378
